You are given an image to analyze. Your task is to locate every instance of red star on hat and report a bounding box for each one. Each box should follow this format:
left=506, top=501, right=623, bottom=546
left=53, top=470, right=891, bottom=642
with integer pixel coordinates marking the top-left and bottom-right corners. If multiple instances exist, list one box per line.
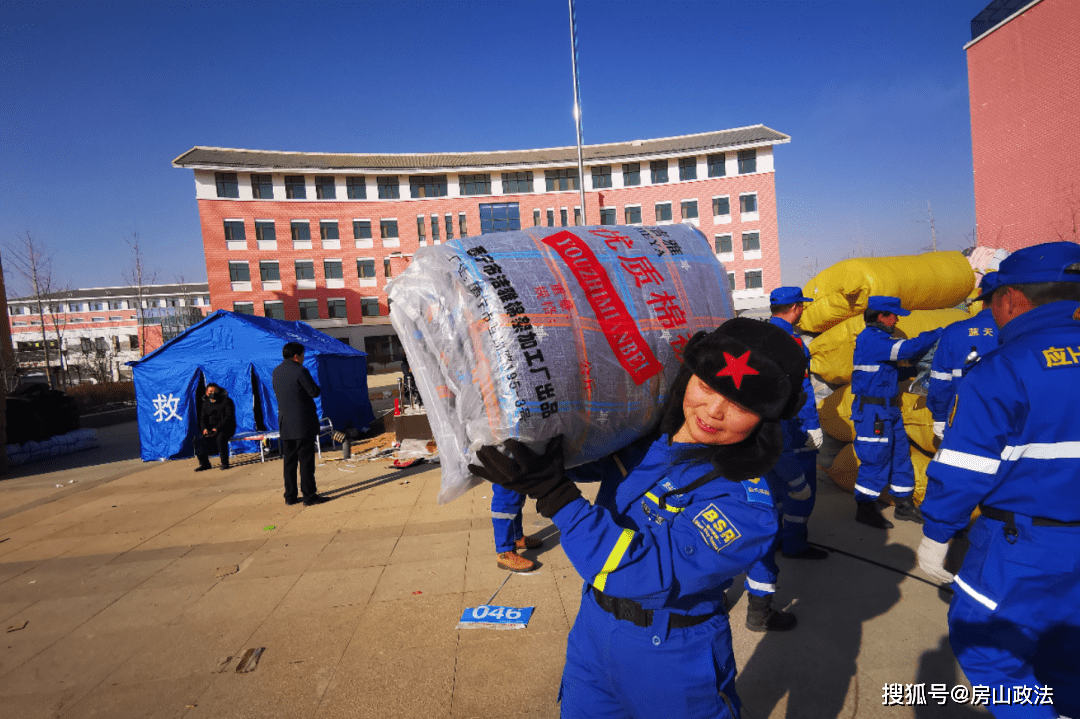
left=716, top=350, right=759, bottom=389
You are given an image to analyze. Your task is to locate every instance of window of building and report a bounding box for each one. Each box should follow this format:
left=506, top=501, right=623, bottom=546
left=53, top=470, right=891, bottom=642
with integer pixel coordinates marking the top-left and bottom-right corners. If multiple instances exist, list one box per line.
left=291, top=220, right=311, bottom=242
left=681, top=200, right=698, bottom=220
left=126, top=335, right=138, bottom=349
left=294, top=260, right=315, bottom=281
left=285, top=175, right=306, bottom=199
left=255, top=220, right=275, bottom=242
left=479, top=203, right=521, bottom=234
left=357, top=259, right=376, bottom=278
left=738, top=149, right=757, bottom=174
left=459, top=212, right=467, bottom=237
left=678, top=157, right=697, bottom=181
left=90, top=302, right=104, bottom=311
left=740, top=193, right=758, bottom=213
left=728, top=272, right=736, bottom=291
left=409, top=175, right=448, bottom=198
left=264, top=301, right=285, bottom=320
left=346, top=176, right=366, bottom=199
left=600, top=207, right=616, bottom=225
left=445, top=214, right=454, bottom=240
left=320, top=220, right=339, bottom=241
left=591, top=165, right=612, bottom=189
left=707, top=153, right=726, bottom=178
left=380, top=219, right=398, bottom=239
left=713, top=196, right=731, bottom=216
left=655, top=202, right=672, bottom=222
left=546, top=209, right=555, bottom=227
left=215, top=172, right=239, bottom=198
left=324, top=259, right=343, bottom=280
left=502, top=171, right=533, bottom=193
left=259, top=261, right=280, bottom=282
left=361, top=298, right=380, bottom=317
left=297, top=299, right=319, bottom=320
left=69, top=303, right=84, bottom=312
left=430, top=214, right=440, bottom=242
left=623, top=162, right=641, bottom=186
left=574, top=207, right=581, bottom=225
left=384, top=258, right=392, bottom=278
left=377, top=176, right=400, bottom=199
left=314, top=176, right=336, bottom=200
left=251, top=173, right=273, bottom=199
left=742, top=231, right=761, bottom=252
left=745, top=269, right=763, bottom=289
left=223, top=220, right=245, bottom=243
left=533, top=209, right=541, bottom=226
left=353, top=219, right=372, bottom=239
left=650, top=160, right=669, bottom=184
left=109, top=300, right=126, bottom=310
left=715, top=234, right=733, bottom=254
left=95, top=337, right=108, bottom=351
left=327, top=299, right=347, bottom=318
left=545, top=169, right=579, bottom=191
left=233, top=302, right=254, bottom=315
left=228, top=261, right=250, bottom=282
left=560, top=208, right=568, bottom=227
left=108, top=316, right=123, bottom=321
left=625, top=205, right=642, bottom=224
left=459, top=174, right=491, bottom=196
left=416, top=215, right=426, bottom=242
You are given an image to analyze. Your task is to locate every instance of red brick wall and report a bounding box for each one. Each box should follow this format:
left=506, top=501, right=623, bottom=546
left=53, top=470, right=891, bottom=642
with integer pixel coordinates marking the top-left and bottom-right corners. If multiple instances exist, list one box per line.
left=968, top=0, right=1080, bottom=251
left=199, top=168, right=780, bottom=323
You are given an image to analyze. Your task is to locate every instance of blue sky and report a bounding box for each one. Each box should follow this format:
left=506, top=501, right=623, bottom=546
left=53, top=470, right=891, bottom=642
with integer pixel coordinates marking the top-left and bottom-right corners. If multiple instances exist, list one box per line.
left=1, top=0, right=990, bottom=295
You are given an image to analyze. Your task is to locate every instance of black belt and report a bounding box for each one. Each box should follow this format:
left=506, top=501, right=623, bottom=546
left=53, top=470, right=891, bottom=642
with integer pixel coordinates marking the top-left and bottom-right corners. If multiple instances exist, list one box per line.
left=591, top=586, right=717, bottom=629
left=979, top=504, right=1080, bottom=544
left=857, top=395, right=897, bottom=408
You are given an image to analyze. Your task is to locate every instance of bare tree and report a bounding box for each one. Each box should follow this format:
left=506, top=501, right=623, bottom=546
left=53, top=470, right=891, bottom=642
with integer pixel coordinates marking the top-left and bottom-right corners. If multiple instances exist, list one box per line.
left=123, top=232, right=157, bottom=356
left=4, top=232, right=59, bottom=386
left=79, top=341, right=117, bottom=384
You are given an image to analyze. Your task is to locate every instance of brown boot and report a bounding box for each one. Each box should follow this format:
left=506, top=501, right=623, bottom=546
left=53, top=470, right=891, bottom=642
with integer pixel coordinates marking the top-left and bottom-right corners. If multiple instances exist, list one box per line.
left=515, top=535, right=543, bottom=550
left=497, top=550, right=537, bottom=573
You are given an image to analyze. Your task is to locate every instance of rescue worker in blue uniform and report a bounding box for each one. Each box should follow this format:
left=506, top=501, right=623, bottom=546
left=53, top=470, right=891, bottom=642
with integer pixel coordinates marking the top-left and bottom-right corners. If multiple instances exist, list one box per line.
left=470, top=318, right=809, bottom=718
left=490, top=485, right=543, bottom=572
left=851, top=296, right=943, bottom=528
left=927, top=272, right=1000, bottom=440
left=739, top=288, right=829, bottom=633
left=918, top=242, right=1080, bottom=719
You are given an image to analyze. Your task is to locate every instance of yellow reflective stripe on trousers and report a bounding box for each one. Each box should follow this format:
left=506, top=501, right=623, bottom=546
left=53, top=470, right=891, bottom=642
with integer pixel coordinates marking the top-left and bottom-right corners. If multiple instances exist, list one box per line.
left=592, top=528, right=635, bottom=592
left=644, top=492, right=685, bottom=511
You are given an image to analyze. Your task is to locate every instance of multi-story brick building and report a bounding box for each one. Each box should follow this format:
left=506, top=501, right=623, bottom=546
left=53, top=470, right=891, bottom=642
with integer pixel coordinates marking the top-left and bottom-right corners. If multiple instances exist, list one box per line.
left=967, top=0, right=1080, bottom=251
left=173, top=125, right=789, bottom=358
left=6, top=283, right=210, bottom=382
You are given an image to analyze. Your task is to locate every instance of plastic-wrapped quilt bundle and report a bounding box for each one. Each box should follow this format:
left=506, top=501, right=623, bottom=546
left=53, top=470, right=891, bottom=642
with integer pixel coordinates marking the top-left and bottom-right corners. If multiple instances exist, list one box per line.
left=388, top=224, right=735, bottom=503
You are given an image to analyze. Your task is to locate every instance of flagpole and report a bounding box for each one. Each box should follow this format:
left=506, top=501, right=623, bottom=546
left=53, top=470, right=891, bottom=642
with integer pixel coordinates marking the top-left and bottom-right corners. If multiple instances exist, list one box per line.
left=568, top=0, right=587, bottom=224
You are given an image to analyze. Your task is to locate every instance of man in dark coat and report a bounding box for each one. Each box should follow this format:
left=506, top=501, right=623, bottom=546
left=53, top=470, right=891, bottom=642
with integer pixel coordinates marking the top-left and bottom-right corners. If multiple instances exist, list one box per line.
left=195, top=383, right=236, bottom=471
left=272, top=341, right=329, bottom=506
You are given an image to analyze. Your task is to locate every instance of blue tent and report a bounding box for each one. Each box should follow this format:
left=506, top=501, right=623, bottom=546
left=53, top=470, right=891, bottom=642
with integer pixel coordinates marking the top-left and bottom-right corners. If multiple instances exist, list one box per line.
left=129, top=310, right=374, bottom=461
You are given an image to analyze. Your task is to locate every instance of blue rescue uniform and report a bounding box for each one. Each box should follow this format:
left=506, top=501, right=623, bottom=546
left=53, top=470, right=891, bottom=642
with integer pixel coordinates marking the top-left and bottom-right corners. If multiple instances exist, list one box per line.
left=926, top=308, right=998, bottom=424
left=491, top=484, right=527, bottom=553
left=555, top=436, right=781, bottom=718
left=850, top=323, right=941, bottom=501
left=921, top=301, right=1080, bottom=719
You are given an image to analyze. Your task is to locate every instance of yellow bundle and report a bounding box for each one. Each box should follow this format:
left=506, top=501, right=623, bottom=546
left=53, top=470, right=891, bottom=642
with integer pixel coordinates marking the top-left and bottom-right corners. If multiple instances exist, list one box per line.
left=801, top=251, right=975, bottom=333
left=819, top=385, right=855, bottom=442
left=809, top=308, right=970, bottom=385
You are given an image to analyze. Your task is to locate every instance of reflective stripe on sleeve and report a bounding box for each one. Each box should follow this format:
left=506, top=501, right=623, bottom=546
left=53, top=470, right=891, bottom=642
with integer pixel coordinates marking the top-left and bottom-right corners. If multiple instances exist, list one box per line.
left=491, top=511, right=518, bottom=520
left=856, top=436, right=889, bottom=444
left=890, top=340, right=906, bottom=361
left=746, top=578, right=777, bottom=593
left=954, top=575, right=998, bottom=611
left=935, top=448, right=1000, bottom=475
left=592, top=528, right=636, bottom=592
left=1000, top=441, right=1080, bottom=462
left=929, top=370, right=952, bottom=381
left=853, top=364, right=879, bottom=372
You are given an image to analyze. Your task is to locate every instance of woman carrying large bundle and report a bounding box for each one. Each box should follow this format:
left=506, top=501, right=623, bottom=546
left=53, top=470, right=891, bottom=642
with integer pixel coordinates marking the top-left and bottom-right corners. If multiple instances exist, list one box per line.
left=470, top=317, right=808, bottom=718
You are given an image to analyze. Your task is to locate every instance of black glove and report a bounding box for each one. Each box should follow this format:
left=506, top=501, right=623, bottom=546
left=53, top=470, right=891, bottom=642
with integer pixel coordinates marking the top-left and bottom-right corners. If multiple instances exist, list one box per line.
left=468, top=436, right=582, bottom=519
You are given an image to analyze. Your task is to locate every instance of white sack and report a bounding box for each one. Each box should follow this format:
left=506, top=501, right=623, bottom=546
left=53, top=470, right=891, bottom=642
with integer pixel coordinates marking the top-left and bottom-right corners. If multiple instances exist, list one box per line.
left=388, top=224, right=735, bottom=503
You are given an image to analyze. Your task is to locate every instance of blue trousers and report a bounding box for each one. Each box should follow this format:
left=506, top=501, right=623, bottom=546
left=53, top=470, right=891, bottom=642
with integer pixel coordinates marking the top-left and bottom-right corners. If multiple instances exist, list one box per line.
left=491, top=483, right=527, bottom=553
left=852, top=405, right=914, bottom=501
left=560, top=585, right=740, bottom=718
left=948, top=516, right=1080, bottom=719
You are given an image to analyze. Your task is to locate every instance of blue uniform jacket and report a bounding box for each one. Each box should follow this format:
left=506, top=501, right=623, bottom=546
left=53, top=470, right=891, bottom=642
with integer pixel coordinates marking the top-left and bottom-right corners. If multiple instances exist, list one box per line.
left=852, top=324, right=942, bottom=400
left=927, top=308, right=998, bottom=422
left=922, top=301, right=1080, bottom=542
left=557, top=436, right=780, bottom=617
left=769, top=316, right=820, bottom=449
